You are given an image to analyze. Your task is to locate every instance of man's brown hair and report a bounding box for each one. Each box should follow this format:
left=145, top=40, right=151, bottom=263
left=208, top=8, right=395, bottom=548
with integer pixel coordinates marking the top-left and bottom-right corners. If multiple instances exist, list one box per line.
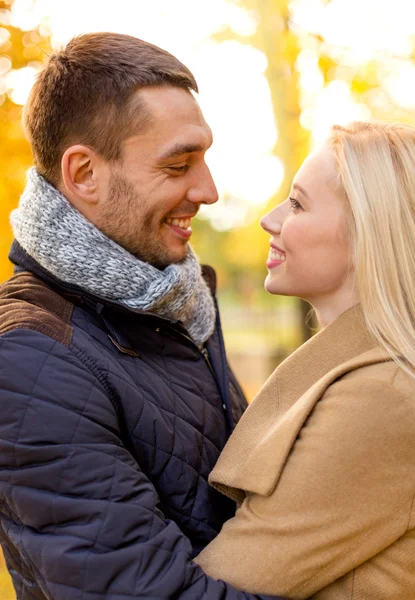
left=23, top=32, right=198, bottom=185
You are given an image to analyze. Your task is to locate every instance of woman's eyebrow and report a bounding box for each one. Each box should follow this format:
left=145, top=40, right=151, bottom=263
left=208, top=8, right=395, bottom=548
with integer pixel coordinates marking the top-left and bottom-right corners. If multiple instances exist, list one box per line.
left=293, top=182, right=311, bottom=200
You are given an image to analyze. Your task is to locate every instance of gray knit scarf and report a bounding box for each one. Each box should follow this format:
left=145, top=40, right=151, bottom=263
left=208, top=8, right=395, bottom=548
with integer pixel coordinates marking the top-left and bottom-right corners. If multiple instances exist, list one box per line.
left=11, top=168, right=216, bottom=346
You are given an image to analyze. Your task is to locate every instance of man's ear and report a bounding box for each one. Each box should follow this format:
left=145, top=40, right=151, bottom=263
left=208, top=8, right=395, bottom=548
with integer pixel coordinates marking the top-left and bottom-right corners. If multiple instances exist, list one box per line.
left=60, top=145, right=101, bottom=209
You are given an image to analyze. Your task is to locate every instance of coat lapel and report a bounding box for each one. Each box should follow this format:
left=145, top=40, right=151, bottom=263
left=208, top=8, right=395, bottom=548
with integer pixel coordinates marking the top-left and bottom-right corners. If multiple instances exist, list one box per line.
left=209, top=306, right=391, bottom=502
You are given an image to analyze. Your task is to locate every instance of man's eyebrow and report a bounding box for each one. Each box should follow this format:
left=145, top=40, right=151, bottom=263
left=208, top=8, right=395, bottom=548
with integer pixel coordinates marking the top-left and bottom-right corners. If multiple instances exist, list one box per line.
left=159, top=143, right=206, bottom=160
left=293, top=182, right=311, bottom=200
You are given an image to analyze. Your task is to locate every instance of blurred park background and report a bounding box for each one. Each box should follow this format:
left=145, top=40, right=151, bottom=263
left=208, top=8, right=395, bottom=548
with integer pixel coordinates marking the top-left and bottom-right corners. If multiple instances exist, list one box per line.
left=0, top=0, right=415, bottom=592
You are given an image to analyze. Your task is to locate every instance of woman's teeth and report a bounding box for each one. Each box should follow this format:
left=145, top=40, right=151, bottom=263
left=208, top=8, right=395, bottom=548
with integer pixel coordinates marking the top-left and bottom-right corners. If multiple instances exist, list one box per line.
left=269, top=248, right=286, bottom=261
left=165, top=217, right=192, bottom=230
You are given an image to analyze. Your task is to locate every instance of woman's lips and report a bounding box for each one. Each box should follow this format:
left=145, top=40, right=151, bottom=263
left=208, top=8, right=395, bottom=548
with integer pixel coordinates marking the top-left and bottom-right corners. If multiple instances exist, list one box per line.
left=267, top=244, right=286, bottom=269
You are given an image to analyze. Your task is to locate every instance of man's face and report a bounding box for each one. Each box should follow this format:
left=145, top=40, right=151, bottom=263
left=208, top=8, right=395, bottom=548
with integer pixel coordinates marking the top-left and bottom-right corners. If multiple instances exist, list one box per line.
left=96, top=86, right=218, bottom=269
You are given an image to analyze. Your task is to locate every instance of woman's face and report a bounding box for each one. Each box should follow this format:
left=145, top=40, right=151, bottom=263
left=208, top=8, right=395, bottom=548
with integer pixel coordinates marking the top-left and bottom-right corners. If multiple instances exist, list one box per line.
left=261, top=146, right=358, bottom=316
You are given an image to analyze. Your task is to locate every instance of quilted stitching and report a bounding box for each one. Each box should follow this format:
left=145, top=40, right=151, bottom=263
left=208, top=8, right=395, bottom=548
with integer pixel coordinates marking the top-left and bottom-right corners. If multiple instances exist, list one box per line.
left=0, top=272, right=263, bottom=599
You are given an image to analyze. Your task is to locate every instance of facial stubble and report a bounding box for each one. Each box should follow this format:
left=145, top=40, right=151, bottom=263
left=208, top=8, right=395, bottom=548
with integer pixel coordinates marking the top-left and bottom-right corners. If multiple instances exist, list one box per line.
left=100, top=172, right=185, bottom=269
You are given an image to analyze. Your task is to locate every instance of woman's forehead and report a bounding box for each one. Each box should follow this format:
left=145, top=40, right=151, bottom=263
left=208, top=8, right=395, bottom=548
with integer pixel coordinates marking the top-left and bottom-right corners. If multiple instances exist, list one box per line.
left=294, top=146, right=339, bottom=197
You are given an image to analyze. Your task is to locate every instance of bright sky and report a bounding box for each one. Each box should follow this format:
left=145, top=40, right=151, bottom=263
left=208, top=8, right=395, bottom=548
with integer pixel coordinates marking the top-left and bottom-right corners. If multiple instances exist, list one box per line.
left=6, top=0, right=415, bottom=229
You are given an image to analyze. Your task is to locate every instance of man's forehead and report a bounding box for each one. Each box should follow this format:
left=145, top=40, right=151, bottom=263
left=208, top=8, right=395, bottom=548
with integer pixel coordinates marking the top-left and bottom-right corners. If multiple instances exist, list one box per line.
left=123, top=86, right=213, bottom=157
left=139, top=85, right=203, bottom=120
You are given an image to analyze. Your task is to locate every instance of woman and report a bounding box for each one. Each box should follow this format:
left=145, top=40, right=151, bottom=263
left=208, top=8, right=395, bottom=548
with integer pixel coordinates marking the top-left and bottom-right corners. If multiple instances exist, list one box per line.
left=194, top=121, right=415, bottom=599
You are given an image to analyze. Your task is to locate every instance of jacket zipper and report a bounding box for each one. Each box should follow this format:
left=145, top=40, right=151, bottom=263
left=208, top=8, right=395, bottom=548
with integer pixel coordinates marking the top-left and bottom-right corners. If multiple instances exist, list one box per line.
left=201, top=346, right=215, bottom=376
left=166, top=326, right=217, bottom=379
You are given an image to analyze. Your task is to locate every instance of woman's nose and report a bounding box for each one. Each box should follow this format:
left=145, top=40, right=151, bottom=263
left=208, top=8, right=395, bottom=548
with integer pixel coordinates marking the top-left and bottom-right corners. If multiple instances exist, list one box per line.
left=260, top=205, right=283, bottom=235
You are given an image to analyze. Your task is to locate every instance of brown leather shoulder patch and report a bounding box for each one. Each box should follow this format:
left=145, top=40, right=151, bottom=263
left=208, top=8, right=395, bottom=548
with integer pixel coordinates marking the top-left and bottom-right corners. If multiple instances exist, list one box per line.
left=0, top=271, right=74, bottom=346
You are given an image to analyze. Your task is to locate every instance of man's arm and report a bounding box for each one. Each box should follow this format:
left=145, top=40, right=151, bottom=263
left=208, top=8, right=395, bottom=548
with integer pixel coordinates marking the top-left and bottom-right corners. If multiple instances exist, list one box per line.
left=0, top=329, right=284, bottom=599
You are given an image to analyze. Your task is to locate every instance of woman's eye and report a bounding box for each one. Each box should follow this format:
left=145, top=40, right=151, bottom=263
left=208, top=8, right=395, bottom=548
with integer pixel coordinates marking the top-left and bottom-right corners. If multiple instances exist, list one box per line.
left=289, top=197, right=302, bottom=211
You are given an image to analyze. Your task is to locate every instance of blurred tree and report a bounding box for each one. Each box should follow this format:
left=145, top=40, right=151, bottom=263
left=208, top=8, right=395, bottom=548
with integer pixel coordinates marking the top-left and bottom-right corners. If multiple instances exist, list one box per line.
left=0, top=0, right=50, bottom=281
left=1, top=0, right=414, bottom=335
left=208, top=0, right=415, bottom=342
left=211, top=0, right=313, bottom=341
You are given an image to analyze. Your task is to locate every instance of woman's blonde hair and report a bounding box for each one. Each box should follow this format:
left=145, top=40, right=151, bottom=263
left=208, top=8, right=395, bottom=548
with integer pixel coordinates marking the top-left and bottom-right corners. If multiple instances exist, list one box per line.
left=328, top=121, right=415, bottom=378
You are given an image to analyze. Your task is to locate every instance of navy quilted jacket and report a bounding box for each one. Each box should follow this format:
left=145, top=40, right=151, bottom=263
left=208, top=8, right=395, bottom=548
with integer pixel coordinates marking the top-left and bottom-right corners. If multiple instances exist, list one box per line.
left=0, top=242, right=282, bottom=600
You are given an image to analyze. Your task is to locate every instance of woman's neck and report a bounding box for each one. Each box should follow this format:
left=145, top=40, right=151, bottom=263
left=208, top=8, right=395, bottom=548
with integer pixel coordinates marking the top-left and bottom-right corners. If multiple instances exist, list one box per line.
left=310, top=290, right=360, bottom=328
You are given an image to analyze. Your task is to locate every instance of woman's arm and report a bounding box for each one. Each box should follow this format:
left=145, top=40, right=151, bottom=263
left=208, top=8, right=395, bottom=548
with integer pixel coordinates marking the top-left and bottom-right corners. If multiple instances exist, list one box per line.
left=195, top=377, right=415, bottom=599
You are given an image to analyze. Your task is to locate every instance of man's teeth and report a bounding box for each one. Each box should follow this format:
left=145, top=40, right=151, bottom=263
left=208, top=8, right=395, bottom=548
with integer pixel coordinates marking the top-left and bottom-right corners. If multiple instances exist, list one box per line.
left=165, top=217, right=192, bottom=229
left=269, top=248, right=286, bottom=261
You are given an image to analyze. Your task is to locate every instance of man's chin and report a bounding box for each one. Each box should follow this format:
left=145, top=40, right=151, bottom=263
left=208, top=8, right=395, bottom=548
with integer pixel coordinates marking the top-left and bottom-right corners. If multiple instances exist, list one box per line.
left=166, top=244, right=190, bottom=267
left=145, top=244, right=190, bottom=270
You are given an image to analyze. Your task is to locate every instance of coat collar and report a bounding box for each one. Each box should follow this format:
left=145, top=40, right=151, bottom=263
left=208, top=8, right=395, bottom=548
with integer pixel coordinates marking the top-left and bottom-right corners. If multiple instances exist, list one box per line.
left=209, top=305, right=392, bottom=503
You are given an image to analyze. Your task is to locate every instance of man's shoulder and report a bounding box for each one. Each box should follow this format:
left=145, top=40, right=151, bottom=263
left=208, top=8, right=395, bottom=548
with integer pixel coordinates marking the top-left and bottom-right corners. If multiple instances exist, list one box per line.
left=0, top=270, right=74, bottom=346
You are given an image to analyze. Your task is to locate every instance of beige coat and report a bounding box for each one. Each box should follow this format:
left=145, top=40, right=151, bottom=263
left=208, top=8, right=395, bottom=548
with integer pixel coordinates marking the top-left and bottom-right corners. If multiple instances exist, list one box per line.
left=195, top=306, right=415, bottom=599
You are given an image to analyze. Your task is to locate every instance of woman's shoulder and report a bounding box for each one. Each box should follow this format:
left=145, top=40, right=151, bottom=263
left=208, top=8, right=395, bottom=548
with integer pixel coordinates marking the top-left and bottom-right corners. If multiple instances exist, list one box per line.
left=322, top=357, right=415, bottom=437
left=337, top=355, right=415, bottom=399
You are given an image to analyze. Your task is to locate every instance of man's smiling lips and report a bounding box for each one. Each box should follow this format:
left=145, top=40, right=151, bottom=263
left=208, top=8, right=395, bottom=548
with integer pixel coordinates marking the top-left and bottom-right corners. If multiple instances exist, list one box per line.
left=165, top=216, right=194, bottom=239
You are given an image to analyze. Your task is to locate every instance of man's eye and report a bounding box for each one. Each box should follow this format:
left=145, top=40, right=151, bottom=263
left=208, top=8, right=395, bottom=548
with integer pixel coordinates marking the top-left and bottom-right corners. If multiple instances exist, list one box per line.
left=168, top=165, right=188, bottom=173
left=289, top=197, right=303, bottom=211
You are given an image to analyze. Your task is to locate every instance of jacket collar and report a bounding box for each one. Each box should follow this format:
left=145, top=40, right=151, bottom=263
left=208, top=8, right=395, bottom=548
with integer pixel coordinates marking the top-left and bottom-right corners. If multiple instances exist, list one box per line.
left=208, top=305, right=391, bottom=503
left=9, top=240, right=220, bottom=358
left=271, top=305, right=376, bottom=415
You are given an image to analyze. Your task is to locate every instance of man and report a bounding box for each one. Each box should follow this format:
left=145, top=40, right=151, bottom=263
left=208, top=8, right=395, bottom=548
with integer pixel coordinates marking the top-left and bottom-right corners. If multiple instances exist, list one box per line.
left=0, top=33, right=284, bottom=599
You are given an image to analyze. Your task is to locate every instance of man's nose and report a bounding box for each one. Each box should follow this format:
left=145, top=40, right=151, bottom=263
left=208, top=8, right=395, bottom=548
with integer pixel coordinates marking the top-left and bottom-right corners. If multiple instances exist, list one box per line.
left=187, top=164, right=219, bottom=205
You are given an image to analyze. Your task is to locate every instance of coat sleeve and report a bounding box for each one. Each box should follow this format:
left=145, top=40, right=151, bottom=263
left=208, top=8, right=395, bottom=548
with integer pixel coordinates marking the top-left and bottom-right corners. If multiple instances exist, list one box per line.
left=195, top=376, right=415, bottom=599
left=0, top=329, right=283, bottom=600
